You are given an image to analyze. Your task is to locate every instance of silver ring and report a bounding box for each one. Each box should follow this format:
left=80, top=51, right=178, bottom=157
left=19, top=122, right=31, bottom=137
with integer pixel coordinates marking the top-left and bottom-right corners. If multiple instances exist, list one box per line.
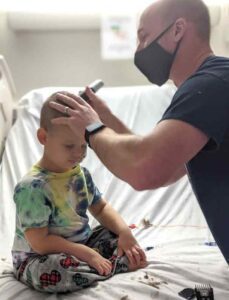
left=64, top=106, right=69, bottom=115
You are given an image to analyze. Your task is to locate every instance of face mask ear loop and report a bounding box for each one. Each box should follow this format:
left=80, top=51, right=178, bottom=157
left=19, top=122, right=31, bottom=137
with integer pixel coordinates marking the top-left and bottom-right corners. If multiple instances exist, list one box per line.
left=154, top=22, right=175, bottom=43
left=155, top=21, right=182, bottom=59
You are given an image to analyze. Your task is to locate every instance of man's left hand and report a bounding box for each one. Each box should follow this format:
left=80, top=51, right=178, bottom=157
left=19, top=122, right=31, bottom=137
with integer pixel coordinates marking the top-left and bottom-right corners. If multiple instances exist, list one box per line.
left=49, top=91, right=101, bottom=134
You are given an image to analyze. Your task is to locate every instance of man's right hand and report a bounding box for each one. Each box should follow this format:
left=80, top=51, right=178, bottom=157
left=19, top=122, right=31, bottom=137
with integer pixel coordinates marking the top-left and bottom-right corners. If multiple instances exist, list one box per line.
left=85, top=87, right=112, bottom=124
left=85, top=87, right=132, bottom=135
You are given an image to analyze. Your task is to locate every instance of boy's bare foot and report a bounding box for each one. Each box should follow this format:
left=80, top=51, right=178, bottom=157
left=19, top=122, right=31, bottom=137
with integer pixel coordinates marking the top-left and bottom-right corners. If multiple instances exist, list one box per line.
left=88, top=253, right=112, bottom=276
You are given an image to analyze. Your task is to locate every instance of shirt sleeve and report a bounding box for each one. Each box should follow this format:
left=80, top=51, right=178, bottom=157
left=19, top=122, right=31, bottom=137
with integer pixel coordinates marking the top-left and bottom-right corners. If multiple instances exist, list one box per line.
left=161, top=74, right=229, bottom=151
left=14, top=179, right=52, bottom=232
left=82, top=167, right=102, bottom=206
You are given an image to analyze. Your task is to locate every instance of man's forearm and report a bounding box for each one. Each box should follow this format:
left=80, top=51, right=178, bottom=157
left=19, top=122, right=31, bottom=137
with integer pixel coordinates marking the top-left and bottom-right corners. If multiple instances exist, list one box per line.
left=90, top=128, right=143, bottom=188
left=161, top=166, right=187, bottom=186
left=102, top=112, right=132, bottom=134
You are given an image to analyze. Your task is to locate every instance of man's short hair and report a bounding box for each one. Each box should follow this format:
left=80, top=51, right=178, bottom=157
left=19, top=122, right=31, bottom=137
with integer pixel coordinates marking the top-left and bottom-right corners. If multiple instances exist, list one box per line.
left=40, top=92, right=68, bottom=130
left=159, top=0, right=211, bottom=42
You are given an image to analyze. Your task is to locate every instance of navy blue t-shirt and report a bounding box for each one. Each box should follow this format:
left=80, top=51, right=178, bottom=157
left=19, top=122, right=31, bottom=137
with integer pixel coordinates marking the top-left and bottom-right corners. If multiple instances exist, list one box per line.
left=161, top=56, right=229, bottom=264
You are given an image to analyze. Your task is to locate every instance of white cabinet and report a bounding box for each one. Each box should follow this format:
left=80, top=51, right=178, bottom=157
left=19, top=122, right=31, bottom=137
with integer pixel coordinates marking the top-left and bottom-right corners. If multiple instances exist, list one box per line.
left=0, top=55, right=16, bottom=157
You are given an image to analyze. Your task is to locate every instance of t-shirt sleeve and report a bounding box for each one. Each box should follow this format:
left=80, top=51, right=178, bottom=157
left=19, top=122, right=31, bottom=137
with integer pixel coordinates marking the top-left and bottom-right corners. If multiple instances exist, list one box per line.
left=161, top=75, right=229, bottom=150
left=82, top=167, right=102, bottom=206
left=14, top=179, right=52, bottom=232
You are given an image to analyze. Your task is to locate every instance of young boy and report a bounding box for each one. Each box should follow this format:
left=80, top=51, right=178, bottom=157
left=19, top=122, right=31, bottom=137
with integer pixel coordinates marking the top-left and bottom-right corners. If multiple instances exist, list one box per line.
left=12, top=92, right=147, bottom=293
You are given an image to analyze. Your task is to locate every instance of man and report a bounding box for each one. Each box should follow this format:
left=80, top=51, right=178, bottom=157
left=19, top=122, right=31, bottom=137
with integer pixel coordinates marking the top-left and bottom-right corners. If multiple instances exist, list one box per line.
left=50, top=0, right=229, bottom=264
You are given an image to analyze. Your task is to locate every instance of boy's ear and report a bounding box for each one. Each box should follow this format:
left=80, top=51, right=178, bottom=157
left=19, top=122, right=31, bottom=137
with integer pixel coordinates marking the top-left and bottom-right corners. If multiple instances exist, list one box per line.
left=37, top=128, right=47, bottom=145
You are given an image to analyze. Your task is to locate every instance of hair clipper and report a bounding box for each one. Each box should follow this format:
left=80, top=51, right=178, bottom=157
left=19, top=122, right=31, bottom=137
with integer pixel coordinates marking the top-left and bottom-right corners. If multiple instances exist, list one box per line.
left=79, top=79, right=104, bottom=102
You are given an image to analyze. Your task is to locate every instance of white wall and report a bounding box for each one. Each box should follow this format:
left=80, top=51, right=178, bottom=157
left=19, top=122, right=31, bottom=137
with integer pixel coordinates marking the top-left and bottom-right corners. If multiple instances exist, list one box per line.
left=0, top=11, right=148, bottom=100
left=210, top=4, right=229, bottom=56
left=0, top=3, right=229, bottom=100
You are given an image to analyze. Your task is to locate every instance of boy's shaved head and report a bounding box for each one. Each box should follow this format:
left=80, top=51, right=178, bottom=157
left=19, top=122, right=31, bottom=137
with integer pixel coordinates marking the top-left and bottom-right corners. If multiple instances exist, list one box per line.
left=40, top=92, right=69, bottom=130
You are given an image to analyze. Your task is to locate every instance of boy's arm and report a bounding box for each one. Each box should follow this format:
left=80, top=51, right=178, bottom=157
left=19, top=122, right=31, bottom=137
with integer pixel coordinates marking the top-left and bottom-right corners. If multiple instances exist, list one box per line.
left=25, top=227, right=94, bottom=259
left=89, top=199, right=129, bottom=235
left=89, top=199, right=146, bottom=264
left=25, top=227, right=112, bottom=275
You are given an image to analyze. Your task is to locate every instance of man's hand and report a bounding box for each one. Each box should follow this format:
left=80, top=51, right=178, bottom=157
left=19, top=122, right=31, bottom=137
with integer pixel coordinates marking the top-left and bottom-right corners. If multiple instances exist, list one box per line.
left=49, top=91, right=101, bottom=133
left=85, top=87, right=112, bottom=124
left=117, top=228, right=147, bottom=268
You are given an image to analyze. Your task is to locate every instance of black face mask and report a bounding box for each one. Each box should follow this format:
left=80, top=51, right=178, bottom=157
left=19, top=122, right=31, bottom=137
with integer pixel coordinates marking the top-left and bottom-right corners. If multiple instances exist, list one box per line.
left=134, top=22, right=180, bottom=86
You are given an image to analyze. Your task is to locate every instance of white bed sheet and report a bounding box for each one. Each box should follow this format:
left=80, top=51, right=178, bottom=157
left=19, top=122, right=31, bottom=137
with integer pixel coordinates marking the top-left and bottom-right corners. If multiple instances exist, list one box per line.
left=0, top=84, right=229, bottom=299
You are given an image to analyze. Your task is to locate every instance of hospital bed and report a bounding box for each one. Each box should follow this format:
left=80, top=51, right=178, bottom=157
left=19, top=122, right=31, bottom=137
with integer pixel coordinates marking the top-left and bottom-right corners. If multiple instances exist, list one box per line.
left=0, top=57, right=229, bottom=299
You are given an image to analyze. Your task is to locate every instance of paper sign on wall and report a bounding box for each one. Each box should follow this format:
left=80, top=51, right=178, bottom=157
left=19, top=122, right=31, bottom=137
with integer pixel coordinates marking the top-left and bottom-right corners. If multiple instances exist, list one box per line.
left=101, top=15, right=137, bottom=60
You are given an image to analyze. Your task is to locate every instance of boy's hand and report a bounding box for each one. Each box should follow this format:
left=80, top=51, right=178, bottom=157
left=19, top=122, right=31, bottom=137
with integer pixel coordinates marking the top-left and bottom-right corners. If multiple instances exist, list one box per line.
left=117, top=229, right=147, bottom=267
left=87, top=251, right=112, bottom=276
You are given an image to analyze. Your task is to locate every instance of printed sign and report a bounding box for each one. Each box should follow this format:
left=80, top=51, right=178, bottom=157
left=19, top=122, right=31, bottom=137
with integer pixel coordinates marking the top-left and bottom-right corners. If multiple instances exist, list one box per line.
left=101, top=14, right=137, bottom=60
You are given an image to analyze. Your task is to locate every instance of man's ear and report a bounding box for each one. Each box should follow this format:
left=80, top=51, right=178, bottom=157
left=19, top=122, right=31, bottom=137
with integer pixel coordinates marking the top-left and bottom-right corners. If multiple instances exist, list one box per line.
left=174, top=18, right=187, bottom=42
left=37, top=128, right=47, bottom=145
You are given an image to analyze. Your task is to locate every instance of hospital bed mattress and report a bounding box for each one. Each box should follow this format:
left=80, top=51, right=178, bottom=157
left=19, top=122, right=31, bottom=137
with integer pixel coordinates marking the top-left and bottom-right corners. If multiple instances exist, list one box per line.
left=0, top=84, right=228, bottom=299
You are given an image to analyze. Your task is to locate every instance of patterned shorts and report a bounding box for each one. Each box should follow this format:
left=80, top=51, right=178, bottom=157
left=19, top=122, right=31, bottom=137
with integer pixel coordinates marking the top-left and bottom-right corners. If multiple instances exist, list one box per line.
left=14, top=226, right=129, bottom=293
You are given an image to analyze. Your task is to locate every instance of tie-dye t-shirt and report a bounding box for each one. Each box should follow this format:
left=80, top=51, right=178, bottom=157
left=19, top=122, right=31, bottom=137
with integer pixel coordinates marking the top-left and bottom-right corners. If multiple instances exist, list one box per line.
left=12, top=164, right=102, bottom=267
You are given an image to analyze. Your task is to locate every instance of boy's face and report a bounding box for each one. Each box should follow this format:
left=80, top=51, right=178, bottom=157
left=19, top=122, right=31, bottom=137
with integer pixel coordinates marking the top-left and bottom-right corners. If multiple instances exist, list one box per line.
left=38, top=125, right=87, bottom=173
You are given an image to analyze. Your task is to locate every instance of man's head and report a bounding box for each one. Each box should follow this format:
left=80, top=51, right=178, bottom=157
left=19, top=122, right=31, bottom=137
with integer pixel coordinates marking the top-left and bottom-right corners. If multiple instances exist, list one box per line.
left=37, top=92, right=87, bottom=173
left=135, top=0, right=211, bottom=85
left=137, top=0, right=210, bottom=49
left=161, top=0, right=210, bottom=41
